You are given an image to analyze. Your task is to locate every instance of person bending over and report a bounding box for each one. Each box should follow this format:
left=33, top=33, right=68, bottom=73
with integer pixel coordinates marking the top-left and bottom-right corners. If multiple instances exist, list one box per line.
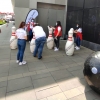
left=33, top=23, right=46, bottom=59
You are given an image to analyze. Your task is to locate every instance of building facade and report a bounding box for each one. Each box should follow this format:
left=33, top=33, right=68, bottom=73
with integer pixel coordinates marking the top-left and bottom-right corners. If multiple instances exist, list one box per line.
left=66, top=0, right=100, bottom=51
left=12, top=0, right=67, bottom=38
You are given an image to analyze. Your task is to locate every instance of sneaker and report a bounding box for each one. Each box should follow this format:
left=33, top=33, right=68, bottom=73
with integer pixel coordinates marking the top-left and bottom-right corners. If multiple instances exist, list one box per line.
left=38, top=56, right=42, bottom=60
left=54, top=47, right=57, bottom=49
left=54, top=48, right=59, bottom=51
left=19, top=62, right=23, bottom=65
left=19, top=61, right=27, bottom=65
left=76, top=47, right=80, bottom=50
left=22, top=61, right=27, bottom=64
left=54, top=47, right=57, bottom=51
left=74, top=46, right=78, bottom=49
left=16, top=60, right=19, bottom=63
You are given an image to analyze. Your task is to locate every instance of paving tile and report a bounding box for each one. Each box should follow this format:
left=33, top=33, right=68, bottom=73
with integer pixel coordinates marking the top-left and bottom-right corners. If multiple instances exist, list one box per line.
left=36, top=69, right=50, bottom=74
left=68, top=91, right=99, bottom=100
left=56, top=57, right=73, bottom=63
left=26, top=57, right=40, bottom=62
left=48, top=67, right=61, bottom=72
left=67, top=65, right=82, bottom=72
left=7, top=77, right=33, bottom=92
left=64, top=88, right=82, bottom=99
left=44, top=61, right=62, bottom=68
left=77, top=85, right=91, bottom=93
left=23, top=71, right=36, bottom=77
left=0, top=72, right=8, bottom=78
left=0, top=61, right=9, bottom=66
left=0, top=77, right=8, bottom=82
left=32, top=76, right=57, bottom=91
left=0, top=62, right=9, bottom=66
left=0, top=87, right=6, bottom=100
left=58, top=65, right=69, bottom=70
left=39, top=98, right=47, bottom=100
left=0, top=81, right=7, bottom=88
left=0, top=66, right=9, bottom=73
left=70, top=69, right=84, bottom=79
left=31, top=72, right=51, bottom=80
left=35, top=86, right=62, bottom=99
left=57, top=77, right=82, bottom=92
left=68, top=95, right=83, bottom=100
left=6, top=87, right=37, bottom=100
left=47, top=92, right=67, bottom=100
left=79, top=78, right=88, bottom=86
left=42, top=57, right=57, bottom=62
left=8, top=74, right=23, bottom=80
left=50, top=69, right=72, bottom=80
left=28, top=62, right=46, bottom=71
left=9, top=66, right=29, bottom=76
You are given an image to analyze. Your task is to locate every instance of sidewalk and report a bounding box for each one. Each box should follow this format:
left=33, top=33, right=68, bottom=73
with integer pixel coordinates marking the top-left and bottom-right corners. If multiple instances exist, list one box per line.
left=0, top=22, right=100, bottom=100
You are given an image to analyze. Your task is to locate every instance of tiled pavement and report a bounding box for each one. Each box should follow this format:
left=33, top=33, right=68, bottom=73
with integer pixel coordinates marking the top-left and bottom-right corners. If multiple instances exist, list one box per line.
left=0, top=22, right=100, bottom=100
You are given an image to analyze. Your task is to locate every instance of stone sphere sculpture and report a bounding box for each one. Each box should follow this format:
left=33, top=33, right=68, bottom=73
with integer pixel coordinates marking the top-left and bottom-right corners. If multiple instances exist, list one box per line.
left=83, top=51, right=100, bottom=94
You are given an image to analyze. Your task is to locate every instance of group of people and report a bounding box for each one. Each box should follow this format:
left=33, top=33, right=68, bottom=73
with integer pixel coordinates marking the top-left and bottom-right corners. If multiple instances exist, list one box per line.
left=15, top=20, right=63, bottom=65
left=15, top=18, right=82, bottom=66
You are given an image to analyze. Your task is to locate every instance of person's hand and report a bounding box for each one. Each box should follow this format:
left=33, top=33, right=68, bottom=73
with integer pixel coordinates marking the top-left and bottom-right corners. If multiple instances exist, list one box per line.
left=55, top=37, right=57, bottom=40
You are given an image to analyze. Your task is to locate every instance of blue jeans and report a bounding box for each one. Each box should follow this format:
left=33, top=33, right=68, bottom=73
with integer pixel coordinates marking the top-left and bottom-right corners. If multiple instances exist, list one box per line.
left=17, top=39, right=26, bottom=62
left=33, top=37, right=46, bottom=58
left=76, top=37, right=81, bottom=47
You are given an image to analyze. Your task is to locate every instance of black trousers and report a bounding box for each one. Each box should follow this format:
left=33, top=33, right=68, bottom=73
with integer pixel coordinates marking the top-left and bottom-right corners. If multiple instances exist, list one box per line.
left=29, top=29, right=33, bottom=41
left=54, top=37, right=60, bottom=49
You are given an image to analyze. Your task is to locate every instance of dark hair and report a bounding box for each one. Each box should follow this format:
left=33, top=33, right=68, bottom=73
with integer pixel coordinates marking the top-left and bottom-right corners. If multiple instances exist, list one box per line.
left=19, top=21, right=25, bottom=28
left=34, top=23, right=40, bottom=26
left=56, top=21, right=62, bottom=31
left=56, top=21, right=62, bottom=27
left=76, top=23, right=82, bottom=28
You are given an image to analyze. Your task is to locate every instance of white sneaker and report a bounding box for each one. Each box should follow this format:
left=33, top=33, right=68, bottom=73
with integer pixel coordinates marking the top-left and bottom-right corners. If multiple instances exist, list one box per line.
left=22, top=61, right=27, bottom=64
left=54, top=48, right=59, bottom=51
left=16, top=60, right=19, bottom=63
left=74, top=46, right=78, bottom=49
left=54, top=47, right=57, bottom=49
left=19, top=62, right=23, bottom=65
left=19, top=61, right=27, bottom=65
left=54, top=47, right=57, bottom=51
left=76, top=47, right=80, bottom=50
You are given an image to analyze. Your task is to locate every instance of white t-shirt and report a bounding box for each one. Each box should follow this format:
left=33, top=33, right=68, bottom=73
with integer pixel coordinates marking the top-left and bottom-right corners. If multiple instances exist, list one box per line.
left=77, top=28, right=82, bottom=33
left=58, top=26, right=61, bottom=31
left=32, top=26, right=46, bottom=39
left=16, top=28, right=27, bottom=39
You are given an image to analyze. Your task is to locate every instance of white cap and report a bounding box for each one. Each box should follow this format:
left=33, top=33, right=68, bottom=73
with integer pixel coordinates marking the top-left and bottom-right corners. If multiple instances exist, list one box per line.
left=91, top=67, right=98, bottom=74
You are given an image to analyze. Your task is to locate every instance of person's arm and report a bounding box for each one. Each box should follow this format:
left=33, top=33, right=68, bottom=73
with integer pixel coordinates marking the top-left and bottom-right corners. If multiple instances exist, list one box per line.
left=51, top=27, right=55, bottom=30
left=15, top=35, right=17, bottom=39
left=15, top=30, right=17, bottom=38
left=74, top=30, right=77, bottom=33
left=24, top=31, right=27, bottom=40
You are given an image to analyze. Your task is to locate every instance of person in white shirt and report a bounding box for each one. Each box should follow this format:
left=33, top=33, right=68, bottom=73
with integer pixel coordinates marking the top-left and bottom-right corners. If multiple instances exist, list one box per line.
left=15, top=22, right=27, bottom=65
left=32, top=23, right=46, bottom=59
